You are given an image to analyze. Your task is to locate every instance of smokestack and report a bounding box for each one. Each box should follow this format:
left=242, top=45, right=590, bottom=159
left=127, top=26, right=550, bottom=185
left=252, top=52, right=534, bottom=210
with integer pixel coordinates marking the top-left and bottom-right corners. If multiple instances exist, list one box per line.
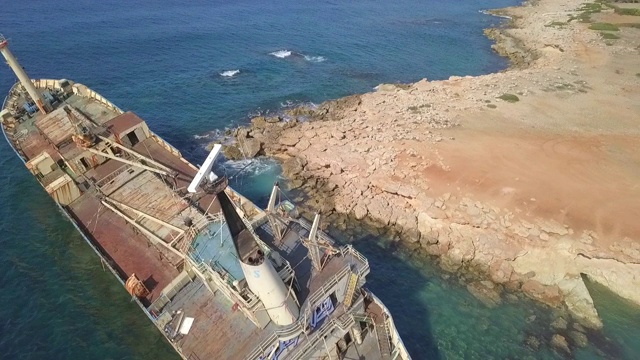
left=0, top=35, right=49, bottom=114
left=218, top=192, right=300, bottom=326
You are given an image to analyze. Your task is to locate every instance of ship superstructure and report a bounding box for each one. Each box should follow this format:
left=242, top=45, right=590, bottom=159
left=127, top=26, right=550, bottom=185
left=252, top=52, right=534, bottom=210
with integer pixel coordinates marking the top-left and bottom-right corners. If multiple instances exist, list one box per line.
left=1, top=36, right=410, bottom=360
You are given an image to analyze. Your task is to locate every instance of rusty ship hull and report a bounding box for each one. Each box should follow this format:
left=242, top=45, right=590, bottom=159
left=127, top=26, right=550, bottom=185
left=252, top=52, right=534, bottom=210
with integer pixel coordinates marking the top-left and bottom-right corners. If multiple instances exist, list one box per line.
left=1, top=37, right=411, bottom=360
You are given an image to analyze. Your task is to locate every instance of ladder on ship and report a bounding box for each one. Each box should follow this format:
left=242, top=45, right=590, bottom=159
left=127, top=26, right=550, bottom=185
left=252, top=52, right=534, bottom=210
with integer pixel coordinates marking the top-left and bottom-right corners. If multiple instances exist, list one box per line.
left=343, top=272, right=359, bottom=308
left=375, top=318, right=392, bottom=359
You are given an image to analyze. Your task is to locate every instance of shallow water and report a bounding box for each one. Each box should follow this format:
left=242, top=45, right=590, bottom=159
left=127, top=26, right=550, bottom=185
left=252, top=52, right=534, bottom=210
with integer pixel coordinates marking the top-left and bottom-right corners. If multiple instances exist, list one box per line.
left=1, top=0, right=639, bottom=359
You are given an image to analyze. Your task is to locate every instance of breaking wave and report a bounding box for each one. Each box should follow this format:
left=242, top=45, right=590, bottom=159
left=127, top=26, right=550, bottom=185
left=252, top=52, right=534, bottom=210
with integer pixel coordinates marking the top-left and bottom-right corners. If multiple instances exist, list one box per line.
left=303, top=55, right=326, bottom=63
left=220, top=69, right=240, bottom=77
left=269, top=50, right=292, bottom=58
left=269, top=50, right=326, bottom=62
left=193, top=133, right=211, bottom=140
left=221, top=158, right=279, bottom=178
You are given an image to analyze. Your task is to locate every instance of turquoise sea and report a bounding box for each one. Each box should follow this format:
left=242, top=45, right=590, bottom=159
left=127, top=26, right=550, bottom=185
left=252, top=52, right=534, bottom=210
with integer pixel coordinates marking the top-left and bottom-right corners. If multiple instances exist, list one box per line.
left=1, top=0, right=639, bottom=359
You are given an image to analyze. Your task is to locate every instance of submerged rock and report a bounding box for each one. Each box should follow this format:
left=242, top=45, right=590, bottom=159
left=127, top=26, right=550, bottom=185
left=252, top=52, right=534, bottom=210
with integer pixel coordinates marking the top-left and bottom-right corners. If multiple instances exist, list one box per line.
left=466, top=281, right=502, bottom=307
left=551, top=334, right=571, bottom=355
left=525, top=335, right=541, bottom=351
left=568, top=330, right=588, bottom=348
left=550, top=316, right=568, bottom=330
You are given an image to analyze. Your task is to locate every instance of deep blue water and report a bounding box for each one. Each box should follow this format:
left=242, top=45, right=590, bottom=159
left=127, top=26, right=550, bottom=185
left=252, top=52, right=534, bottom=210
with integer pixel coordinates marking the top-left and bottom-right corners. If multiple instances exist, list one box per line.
left=1, top=0, right=639, bottom=359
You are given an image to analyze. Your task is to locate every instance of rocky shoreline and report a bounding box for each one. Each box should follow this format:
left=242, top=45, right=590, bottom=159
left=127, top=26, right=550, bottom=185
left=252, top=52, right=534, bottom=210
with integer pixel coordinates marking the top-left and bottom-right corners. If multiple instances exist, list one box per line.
left=217, top=0, right=640, bottom=354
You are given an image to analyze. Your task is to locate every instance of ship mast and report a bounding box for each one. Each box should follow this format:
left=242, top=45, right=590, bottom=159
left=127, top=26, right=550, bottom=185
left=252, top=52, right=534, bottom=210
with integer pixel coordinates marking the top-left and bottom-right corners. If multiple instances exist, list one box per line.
left=0, top=35, right=51, bottom=114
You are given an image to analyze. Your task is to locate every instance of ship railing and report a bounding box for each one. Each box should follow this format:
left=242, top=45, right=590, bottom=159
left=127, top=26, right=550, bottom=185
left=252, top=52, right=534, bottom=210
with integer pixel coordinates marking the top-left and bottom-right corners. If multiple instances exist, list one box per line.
left=288, top=314, right=356, bottom=360
left=305, top=265, right=352, bottom=314
left=95, top=163, right=133, bottom=188
left=150, top=132, right=182, bottom=158
left=340, top=245, right=370, bottom=277
left=148, top=272, right=195, bottom=314
left=2, top=81, right=20, bottom=110
left=71, top=83, right=123, bottom=114
left=370, top=293, right=412, bottom=360
left=245, top=321, right=307, bottom=360
left=277, top=261, right=295, bottom=284
left=190, top=255, right=260, bottom=309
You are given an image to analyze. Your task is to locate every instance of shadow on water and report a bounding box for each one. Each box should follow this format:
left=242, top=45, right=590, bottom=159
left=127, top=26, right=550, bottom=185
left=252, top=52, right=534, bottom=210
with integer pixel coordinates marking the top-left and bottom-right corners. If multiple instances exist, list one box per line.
left=578, top=276, right=640, bottom=360
left=351, top=233, right=442, bottom=359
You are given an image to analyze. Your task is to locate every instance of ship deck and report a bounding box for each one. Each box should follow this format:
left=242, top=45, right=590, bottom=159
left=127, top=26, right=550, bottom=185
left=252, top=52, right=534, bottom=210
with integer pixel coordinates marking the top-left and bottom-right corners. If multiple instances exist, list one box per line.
left=160, top=277, right=277, bottom=360
left=2, top=79, right=403, bottom=360
left=160, top=218, right=368, bottom=359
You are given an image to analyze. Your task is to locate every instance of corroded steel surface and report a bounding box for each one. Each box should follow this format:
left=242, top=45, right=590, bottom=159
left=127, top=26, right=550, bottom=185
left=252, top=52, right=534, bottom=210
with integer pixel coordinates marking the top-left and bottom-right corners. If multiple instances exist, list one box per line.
left=69, top=195, right=179, bottom=304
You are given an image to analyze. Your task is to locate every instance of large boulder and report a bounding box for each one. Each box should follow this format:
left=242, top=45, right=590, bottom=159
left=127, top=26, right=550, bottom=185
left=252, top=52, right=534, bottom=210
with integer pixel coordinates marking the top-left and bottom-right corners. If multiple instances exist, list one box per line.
left=550, top=334, right=571, bottom=355
left=557, top=277, right=602, bottom=329
left=238, top=138, right=262, bottom=158
left=279, top=134, right=300, bottom=147
left=222, top=144, right=244, bottom=160
left=281, top=157, right=307, bottom=178
left=352, top=204, right=368, bottom=220
left=521, top=280, right=563, bottom=307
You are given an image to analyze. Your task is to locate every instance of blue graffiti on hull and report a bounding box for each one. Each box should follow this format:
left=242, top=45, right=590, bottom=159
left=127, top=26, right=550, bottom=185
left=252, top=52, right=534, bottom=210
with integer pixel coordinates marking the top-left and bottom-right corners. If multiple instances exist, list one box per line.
left=310, top=296, right=335, bottom=329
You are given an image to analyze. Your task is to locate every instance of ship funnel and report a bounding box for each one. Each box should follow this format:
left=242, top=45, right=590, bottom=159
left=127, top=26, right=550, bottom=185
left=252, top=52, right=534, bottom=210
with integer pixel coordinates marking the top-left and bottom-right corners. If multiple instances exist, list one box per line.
left=0, top=35, right=50, bottom=114
left=217, top=192, right=300, bottom=326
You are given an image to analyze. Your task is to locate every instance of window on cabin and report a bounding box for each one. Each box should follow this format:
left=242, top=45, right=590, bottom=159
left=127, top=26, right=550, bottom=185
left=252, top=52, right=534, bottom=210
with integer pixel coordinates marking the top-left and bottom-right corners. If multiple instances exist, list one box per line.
left=125, top=131, right=140, bottom=146
left=79, top=157, right=90, bottom=170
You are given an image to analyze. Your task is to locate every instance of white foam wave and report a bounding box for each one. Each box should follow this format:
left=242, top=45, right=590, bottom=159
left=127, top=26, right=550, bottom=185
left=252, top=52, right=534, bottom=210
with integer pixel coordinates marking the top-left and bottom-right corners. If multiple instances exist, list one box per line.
left=220, top=69, right=240, bottom=77
left=270, top=50, right=292, bottom=58
left=479, top=9, right=511, bottom=19
left=222, top=158, right=278, bottom=177
left=193, top=133, right=211, bottom=140
left=303, top=55, right=326, bottom=63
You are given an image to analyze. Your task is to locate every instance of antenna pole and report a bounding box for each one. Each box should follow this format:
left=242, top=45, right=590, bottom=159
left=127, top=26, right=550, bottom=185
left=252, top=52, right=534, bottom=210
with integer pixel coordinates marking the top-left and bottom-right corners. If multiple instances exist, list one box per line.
left=0, top=36, right=50, bottom=114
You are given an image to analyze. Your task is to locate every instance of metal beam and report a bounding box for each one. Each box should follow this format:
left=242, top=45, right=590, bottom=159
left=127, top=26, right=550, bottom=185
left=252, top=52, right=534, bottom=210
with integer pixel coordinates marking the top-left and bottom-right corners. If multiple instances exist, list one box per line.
left=103, top=197, right=185, bottom=234
left=307, top=213, right=323, bottom=271
left=97, top=135, right=173, bottom=173
left=266, top=183, right=285, bottom=241
left=100, top=200, right=185, bottom=258
left=85, top=147, right=170, bottom=176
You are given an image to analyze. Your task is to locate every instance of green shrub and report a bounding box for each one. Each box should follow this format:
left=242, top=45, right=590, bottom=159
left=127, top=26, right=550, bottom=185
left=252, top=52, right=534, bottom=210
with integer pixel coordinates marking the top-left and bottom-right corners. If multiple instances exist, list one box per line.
left=589, top=23, right=620, bottom=31
left=614, top=8, right=640, bottom=16
left=487, top=104, right=497, bottom=109
left=498, top=94, right=520, bottom=103
left=600, top=32, right=620, bottom=39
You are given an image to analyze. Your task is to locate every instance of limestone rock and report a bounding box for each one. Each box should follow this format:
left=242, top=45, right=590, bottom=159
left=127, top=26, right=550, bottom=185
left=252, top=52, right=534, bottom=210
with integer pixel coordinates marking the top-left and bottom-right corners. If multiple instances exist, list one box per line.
left=280, top=134, right=300, bottom=147
left=550, top=317, right=568, bottom=330
left=557, top=277, right=602, bottom=329
left=550, top=334, right=571, bottom=355
left=489, top=260, right=514, bottom=284
left=568, top=330, right=588, bottom=348
left=467, top=281, right=502, bottom=307
left=222, top=144, right=244, bottom=160
left=521, top=280, right=562, bottom=307
left=282, top=157, right=307, bottom=178
left=238, top=137, right=262, bottom=158
left=353, top=204, right=368, bottom=220
left=251, top=116, right=268, bottom=128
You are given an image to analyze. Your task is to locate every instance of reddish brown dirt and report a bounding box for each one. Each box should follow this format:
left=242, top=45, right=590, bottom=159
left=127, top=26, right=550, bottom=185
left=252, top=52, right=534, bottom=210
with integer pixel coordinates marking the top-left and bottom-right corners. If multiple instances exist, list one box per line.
left=416, top=124, right=640, bottom=246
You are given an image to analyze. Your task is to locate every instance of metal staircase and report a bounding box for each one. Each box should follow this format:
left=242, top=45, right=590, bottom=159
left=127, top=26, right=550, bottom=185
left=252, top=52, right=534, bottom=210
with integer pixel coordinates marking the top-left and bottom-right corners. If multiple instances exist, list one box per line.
left=343, top=272, right=359, bottom=308
left=377, top=319, right=392, bottom=359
